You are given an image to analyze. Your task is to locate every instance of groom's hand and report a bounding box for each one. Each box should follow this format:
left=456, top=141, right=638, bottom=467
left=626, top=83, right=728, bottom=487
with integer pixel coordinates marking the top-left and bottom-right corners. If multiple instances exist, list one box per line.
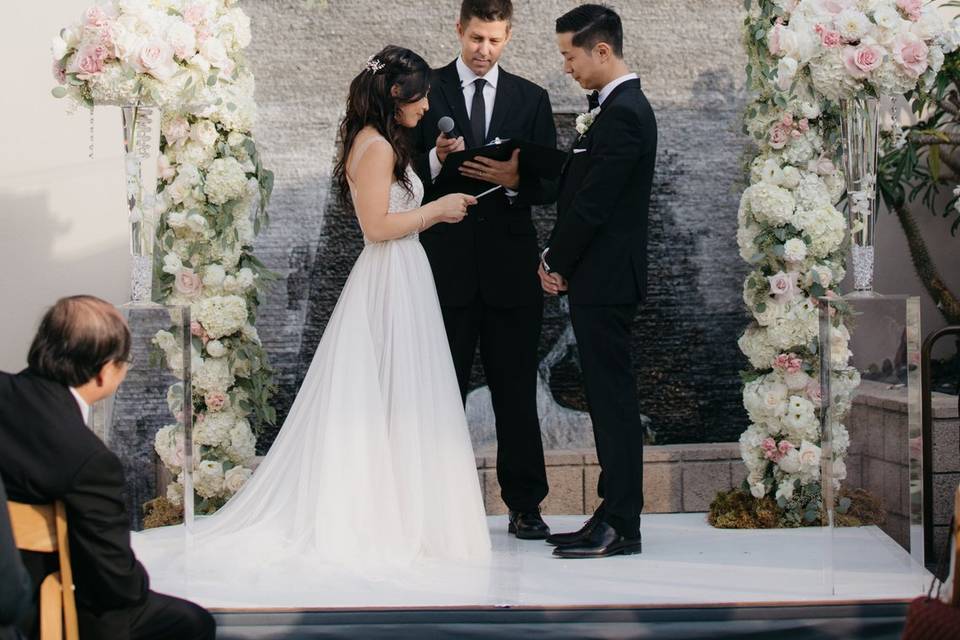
left=538, top=262, right=568, bottom=295
left=460, top=149, right=520, bottom=190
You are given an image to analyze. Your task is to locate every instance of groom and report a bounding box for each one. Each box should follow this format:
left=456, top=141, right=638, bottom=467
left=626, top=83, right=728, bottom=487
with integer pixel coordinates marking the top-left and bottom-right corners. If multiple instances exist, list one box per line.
left=540, top=4, right=657, bottom=558
left=414, top=0, right=557, bottom=539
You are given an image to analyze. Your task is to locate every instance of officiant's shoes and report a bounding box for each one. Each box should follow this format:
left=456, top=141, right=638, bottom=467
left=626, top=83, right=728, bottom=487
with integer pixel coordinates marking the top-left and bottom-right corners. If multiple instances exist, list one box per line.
left=551, top=522, right=642, bottom=559
left=508, top=510, right=550, bottom=540
left=545, top=509, right=603, bottom=547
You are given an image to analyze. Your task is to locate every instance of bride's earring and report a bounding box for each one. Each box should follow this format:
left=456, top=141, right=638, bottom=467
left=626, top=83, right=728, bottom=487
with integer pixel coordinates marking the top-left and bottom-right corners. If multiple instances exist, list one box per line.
left=394, top=106, right=403, bottom=123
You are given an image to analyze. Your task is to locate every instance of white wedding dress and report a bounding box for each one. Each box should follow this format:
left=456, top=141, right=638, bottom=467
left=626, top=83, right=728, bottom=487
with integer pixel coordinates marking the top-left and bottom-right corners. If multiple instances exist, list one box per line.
left=133, top=136, right=491, bottom=591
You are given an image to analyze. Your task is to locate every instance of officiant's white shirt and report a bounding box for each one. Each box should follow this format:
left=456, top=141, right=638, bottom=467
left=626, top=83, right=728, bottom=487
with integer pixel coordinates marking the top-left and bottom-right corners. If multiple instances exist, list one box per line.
left=429, top=57, right=501, bottom=180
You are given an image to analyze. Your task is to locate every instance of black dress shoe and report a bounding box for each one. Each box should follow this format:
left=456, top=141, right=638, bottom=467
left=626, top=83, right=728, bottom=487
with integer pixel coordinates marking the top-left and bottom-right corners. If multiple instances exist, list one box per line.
left=552, top=521, right=641, bottom=559
left=507, top=510, right=550, bottom=540
left=545, top=509, right=603, bottom=547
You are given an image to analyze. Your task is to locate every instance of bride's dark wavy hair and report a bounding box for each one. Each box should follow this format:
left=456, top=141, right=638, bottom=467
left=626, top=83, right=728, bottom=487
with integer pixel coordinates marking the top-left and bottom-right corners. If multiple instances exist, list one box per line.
left=334, top=46, right=431, bottom=206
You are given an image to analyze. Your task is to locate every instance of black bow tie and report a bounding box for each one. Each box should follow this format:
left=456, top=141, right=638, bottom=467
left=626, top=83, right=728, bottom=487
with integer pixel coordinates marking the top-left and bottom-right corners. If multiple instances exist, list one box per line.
left=587, top=90, right=600, bottom=110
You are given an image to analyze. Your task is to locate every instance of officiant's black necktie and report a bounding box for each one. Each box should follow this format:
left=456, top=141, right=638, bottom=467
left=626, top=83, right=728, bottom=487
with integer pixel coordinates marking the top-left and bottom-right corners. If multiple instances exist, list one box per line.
left=587, top=90, right=600, bottom=111
left=470, top=78, right=487, bottom=146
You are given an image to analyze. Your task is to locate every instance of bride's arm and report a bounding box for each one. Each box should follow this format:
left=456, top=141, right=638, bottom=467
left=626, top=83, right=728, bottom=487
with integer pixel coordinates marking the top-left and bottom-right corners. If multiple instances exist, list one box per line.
left=351, top=142, right=474, bottom=243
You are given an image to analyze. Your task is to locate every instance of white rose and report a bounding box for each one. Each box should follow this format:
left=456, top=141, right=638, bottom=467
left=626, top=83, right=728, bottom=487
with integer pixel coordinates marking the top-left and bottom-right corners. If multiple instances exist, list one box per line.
left=136, top=39, right=178, bottom=81
left=166, top=211, right=188, bottom=228
left=236, top=267, right=255, bottom=290
left=835, top=9, right=871, bottom=42
left=227, top=131, right=246, bottom=147
left=775, top=479, right=796, bottom=501
left=200, top=37, right=229, bottom=68
left=798, top=441, right=821, bottom=471
left=162, top=252, right=183, bottom=275
left=781, top=166, right=801, bottom=189
left=761, top=382, right=790, bottom=416
left=912, top=9, right=945, bottom=42
left=777, top=57, right=799, bottom=91
left=873, top=5, right=903, bottom=31
left=166, top=21, right=197, bottom=60
left=224, top=466, right=253, bottom=494
left=784, top=369, right=812, bottom=391
left=750, top=482, right=767, bottom=498
left=186, top=213, right=207, bottom=233
left=153, top=330, right=177, bottom=352
left=51, top=34, right=69, bottom=60
left=190, top=119, right=220, bottom=147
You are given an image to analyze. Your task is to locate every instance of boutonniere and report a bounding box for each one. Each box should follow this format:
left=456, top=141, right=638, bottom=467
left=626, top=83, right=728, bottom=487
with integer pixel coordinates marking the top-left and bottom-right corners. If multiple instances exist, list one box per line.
left=575, top=107, right=601, bottom=137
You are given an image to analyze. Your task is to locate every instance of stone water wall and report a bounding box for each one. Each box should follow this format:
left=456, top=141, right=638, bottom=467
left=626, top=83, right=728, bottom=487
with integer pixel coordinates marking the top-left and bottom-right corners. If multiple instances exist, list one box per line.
left=241, top=0, right=752, bottom=449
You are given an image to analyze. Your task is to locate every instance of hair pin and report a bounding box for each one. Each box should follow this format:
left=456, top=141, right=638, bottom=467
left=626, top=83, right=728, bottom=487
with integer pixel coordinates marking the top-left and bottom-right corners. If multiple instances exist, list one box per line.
left=365, top=55, right=385, bottom=74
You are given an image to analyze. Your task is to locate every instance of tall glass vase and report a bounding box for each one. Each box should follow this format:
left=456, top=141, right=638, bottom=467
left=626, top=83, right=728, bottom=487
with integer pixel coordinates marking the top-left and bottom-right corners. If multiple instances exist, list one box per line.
left=839, top=96, right=881, bottom=296
left=121, top=105, right=156, bottom=305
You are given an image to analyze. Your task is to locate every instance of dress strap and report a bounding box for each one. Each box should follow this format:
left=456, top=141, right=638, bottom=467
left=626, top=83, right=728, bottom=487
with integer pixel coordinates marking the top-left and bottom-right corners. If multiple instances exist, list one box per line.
left=348, top=135, right=391, bottom=180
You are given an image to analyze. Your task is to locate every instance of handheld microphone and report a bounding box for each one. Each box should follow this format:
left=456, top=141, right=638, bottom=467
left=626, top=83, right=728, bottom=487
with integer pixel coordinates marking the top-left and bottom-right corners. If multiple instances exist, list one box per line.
left=437, top=116, right=456, bottom=139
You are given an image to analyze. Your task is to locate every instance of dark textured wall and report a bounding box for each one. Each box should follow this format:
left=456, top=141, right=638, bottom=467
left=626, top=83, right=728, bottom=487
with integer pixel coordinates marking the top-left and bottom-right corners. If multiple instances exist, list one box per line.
left=240, top=0, right=752, bottom=449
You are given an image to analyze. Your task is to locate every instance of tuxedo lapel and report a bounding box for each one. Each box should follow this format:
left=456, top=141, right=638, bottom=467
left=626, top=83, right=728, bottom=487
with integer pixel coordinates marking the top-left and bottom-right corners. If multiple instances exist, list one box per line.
left=436, top=61, right=475, bottom=147
left=592, top=78, right=641, bottom=125
left=486, top=70, right=514, bottom=143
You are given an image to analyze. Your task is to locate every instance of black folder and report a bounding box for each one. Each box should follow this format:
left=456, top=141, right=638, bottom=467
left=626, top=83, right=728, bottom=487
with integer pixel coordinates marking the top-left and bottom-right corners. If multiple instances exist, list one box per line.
left=436, top=138, right=568, bottom=196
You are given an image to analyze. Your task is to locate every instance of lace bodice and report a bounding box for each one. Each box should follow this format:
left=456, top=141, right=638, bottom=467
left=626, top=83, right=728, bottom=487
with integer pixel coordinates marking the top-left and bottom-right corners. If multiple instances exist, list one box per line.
left=347, top=135, right=423, bottom=244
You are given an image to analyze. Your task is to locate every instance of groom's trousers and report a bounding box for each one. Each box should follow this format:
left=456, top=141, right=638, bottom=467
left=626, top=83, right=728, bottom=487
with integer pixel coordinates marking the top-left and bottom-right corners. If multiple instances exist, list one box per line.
left=569, top=302, right=644, bottom=538
left=440, top=295, right=549, bottom=513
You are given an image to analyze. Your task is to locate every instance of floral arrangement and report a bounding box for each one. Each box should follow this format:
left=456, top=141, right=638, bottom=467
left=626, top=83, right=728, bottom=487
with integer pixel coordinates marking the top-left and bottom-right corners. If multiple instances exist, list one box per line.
left=765, top=0, right=951, bottom=102
left=734, top=0, right=955, bottom=525
left=149, top=51, right=276, bottom=513
left=51, top=0, right=275, bottom=517
left=51, top=0, right=252, bottom=110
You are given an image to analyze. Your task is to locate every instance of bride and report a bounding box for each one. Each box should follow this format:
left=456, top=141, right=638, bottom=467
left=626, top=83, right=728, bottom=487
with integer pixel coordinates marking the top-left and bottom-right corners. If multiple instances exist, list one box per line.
left=134, top=46, right=490, bottom=572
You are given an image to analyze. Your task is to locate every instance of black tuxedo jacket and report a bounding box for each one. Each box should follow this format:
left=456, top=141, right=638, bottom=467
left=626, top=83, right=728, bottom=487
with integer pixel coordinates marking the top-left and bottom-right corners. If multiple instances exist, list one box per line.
left=414, top=60, right=558, bottom=308
left=0, top=370, right=149, bottom=633
left=549, top=78, right=657, bottom=305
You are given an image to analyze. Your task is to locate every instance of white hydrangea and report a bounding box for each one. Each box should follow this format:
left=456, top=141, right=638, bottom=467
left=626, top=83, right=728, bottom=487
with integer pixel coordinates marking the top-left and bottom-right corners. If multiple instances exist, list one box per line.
left=738, top=324, right=781, bottom=370
left=226, top=418, right=256, bottom=464
left=194, top=411, right=234, bottom=447
left=793, top=205, right=846, bottom=258
left=196, top=295, right=248, bottom=339
left=783, top=238, right=808, bottom=263
left=193, top=356, right=235, bottom=394
left=204, top=157, right=248, bottom=205
left=744, top=182, right=796, bottom=227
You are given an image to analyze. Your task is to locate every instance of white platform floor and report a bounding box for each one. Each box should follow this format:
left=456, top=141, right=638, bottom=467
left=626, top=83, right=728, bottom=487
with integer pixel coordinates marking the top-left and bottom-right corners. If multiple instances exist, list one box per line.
left=134, top=513, right=931, bottom=610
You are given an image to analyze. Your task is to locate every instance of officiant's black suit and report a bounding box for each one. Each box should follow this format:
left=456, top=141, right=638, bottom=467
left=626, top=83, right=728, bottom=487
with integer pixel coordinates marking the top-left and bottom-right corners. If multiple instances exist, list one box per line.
left=413, top=60, right=557, bottom=513
left=0, top=370, right=215, bottom=640
left=547, top=78, right=657, bottom=537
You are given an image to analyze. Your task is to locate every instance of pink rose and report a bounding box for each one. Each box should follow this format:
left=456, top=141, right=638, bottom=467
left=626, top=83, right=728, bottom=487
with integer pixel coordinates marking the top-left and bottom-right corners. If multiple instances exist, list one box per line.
left=767, top=271, right=799, bottom=302
left=798, top=118, right=809, bottom=132
left=768, top=23, right=786, bottom=56
left=52, top=61, right=66, bottom=83
left=841, top=45, right=883, bottom=80
left=162, top=116, right=191, bottom=146
left=893, top=33, right=929, bottom=77
left=781, top=113, right=794, bottom=127
left=807, top=156, right=836, bottom=175
left=183, top=5, right=206, bottom=26
left=774, top=353, right=804, bottom=375
left=818, top=26, right=842, bottom=48
left=778, top=440, right=795, bottom=455
left=68, top=45, right=105, bottom=79
left=157, top=155, right=176, bottom=182
left=175, top=269, right=203, bottom=298
left=896, top=0, right=923, bottom=21
left=769, top=124, right=790, bottom=149
left=205, top=392, right=228, bottom=412
left=190, top=320, right=205, bottom=337
left=805, top=380, right=823, bottom=407
left=762, top=437, right=783, bottom=461
left=83, top=6, right=112, bottom=28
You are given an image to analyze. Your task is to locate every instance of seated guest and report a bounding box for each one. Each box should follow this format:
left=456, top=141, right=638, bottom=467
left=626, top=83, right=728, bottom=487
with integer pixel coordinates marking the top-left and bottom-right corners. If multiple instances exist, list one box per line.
left=1, top=476, right=31, bottom=640
left=0, top=296, right=215, bottom=640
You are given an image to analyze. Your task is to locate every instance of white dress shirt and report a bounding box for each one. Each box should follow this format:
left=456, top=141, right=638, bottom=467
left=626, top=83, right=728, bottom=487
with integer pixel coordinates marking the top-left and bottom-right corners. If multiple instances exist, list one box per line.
left=429, top=58, right=517, bottom=196
left=598, top=73, right=638, bottom=106
left=69, top=387, right=90, bottom=425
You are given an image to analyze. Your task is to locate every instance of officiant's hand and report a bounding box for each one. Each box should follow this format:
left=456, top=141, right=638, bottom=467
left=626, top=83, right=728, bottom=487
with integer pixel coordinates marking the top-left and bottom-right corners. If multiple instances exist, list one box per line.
left=538, top=262, right=567, bottom=295
left=436, top=133, right=465, bottom=164
left=460, top=149, right=520, bottom=190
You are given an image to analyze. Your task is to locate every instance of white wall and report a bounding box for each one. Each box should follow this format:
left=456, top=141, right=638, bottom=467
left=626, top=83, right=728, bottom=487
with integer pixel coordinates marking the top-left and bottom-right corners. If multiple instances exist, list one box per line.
left=0, top=1, right=129, bottom=371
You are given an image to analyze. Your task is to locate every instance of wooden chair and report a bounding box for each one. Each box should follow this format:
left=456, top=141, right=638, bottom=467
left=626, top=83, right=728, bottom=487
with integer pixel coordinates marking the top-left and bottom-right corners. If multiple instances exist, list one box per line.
left=6, top=501, right=79, bottom=640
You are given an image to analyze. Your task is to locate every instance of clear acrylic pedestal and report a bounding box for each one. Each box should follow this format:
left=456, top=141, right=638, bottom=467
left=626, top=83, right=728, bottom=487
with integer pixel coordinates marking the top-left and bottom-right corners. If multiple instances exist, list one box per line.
left=819, top=293, right=929, bottom=596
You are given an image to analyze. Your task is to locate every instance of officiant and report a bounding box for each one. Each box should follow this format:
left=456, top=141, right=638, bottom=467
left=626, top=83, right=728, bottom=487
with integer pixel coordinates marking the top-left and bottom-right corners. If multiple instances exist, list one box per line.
left=413, top=0, right=559, bottom=540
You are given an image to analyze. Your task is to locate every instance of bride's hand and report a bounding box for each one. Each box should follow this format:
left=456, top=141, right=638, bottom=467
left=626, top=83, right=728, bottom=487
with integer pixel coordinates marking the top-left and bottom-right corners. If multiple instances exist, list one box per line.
left=433, top=193, right=477, bottom=224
